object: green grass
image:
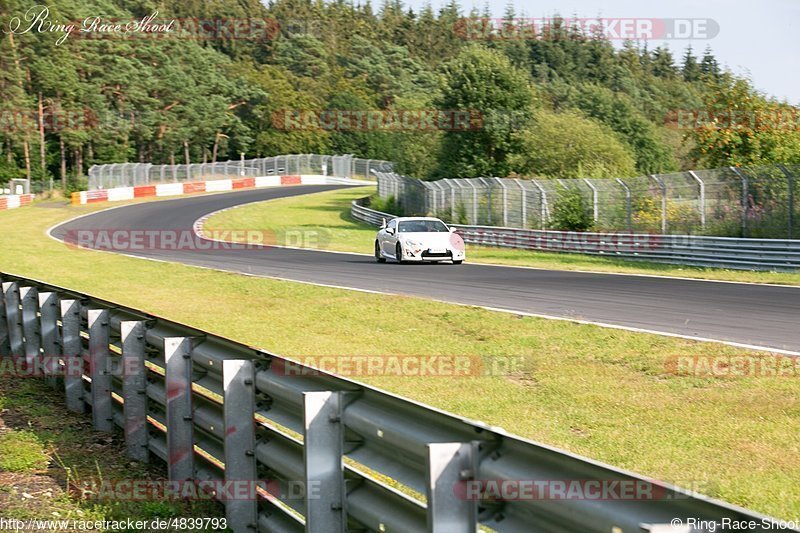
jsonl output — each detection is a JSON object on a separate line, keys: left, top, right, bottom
{"left": 0, "top": 430, "right": 50, "bottom": 472}
{"left": 0, "top": 193, "right": 798, "bottom": 518}
{"left": 205, "top": 186, "right": 800, "bottom": 285}
{"left": 0, "top": 377, "right": 222, "bottom": 524}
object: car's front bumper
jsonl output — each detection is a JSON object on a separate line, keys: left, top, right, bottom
{"left": 402, "top": 247, "right": 465, "bottom": 262}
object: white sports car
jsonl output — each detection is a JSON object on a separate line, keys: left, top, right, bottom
{"left": 375, "top": 217, "right": 465, "bottom": 264}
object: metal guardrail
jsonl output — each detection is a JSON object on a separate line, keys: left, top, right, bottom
{"left": 0, "top": 272, "right": 791, "bottom": 532}
{"left": 353, "top": 198, "right": 800, "bottom": 271}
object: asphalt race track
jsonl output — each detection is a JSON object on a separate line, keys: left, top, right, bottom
{"left": 51, "top": 185, "right": 800, "bottom": 352}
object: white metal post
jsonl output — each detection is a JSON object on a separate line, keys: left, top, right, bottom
{"left": 530, "top": 179, "right": 548, "bottom": 229}
{"left": 468, "top": 180, "right": 478, "bottom": 225}
{"left": 582, "top": 178, "right": 599, "bottom": 222}
{"left": 650, "top": 175, "right": 667, "bottom": 234}
{"left": 687, "top": 171, "right": 706, "bottom": 230}
{"left": 494, "top": 177, "right": 508, "bottom": 226}
{"left": 514, "top": 179, "right": 526, "bottom": 228}
{"left": 616, "top": 178, "right": 632, "bottom": 232}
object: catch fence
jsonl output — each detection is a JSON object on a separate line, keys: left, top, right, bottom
{"left": 376, "top": 164, "right": 799, "bottom": 239}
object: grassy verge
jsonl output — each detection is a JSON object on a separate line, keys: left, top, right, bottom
{"left": 205, "top": 186, "right": 800, "bottom": 285}
{"left": 0, "top": 195, "right": 798, "bottom": 518}
{"left": 0, "top": 375, "right": 221, "bottom": 526}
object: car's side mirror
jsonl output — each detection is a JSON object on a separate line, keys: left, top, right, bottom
{"left": 449, "top": 227, "right": 457, "bottom": 233}
{"left": 387, "top": 228, "right": 395, "bottom": 235}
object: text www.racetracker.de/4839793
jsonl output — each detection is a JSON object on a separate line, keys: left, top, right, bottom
{"left": 0, "top": 517, "right": 228, "bottom": 531}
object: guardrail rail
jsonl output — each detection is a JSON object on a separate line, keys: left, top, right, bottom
{"left": 0, "top": 272, "right": 793, "bottom": 532}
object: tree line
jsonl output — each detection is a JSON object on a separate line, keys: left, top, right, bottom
{"left": 1, "top": 0, "right": 798, "bottom": 191}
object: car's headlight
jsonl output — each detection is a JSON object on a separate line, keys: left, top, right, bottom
{"left": 404, "top": 239, "right": 422, "bottom": 248}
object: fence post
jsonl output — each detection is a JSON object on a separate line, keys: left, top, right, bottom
{"left": 582, "top": 179, "right": 599, "bottom": 223}
{"left": 468, "top": 181, "right": 478, "bottom": 225}
{"left": 514, "top": 179, "right": 526, "bottom": 228}
{"left": 480, "top": 178, "right": 493, "bottom": 225}
{"left": 60, "top": 299, "right": 83, "bottom": 413}
{"left": 223, "top": 359, "right": 258, "bottom": 532}
{"left": 165, "top": 337, "right": 195, "bottom": 481}
{"left": 2, "top": 282, "right": 23, "bottom": 356}
{"left": 449, "top": 181, "right": 456, "bottom": 222}
{"left": 616, "top": 178, "right": 633, "bottom": 232}
{"left": 494, "top": 177, "right": 508, "bottom": 227}
{"left": 778, "top": 164, "right": 794, "bottom": 239}
{"left": 88, "top": 309, "right": 114, "bottom": 432}
{"left": 38, "top": 292, "right": 60, "bottom": 388}
{"left": 426, "top": 442, "right": 478, "bottom": 533}
{"left": 687, "top": 171, "right": 706, "bottom": 230}
{"left": 650, "top": 175, "right": 667, "bottom": 234}
{"left": 20, "top": 287, "right": 40, "bottom": 370}
{"left": 530, "top": 179, "right": 548, "bottom": 229}
{"left": 730, "top": 167, "right": 749, "bottom": 237}
{"left": 303, "top": 391, "right": 345, "bottom": 533}
{"left": 121, "top": 321, "right": 149, "bottom": 463}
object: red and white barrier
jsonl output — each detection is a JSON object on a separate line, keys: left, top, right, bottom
{"left": 70, "top": 175, "right": 355, "bottom": 206}
{"left": 0, "top": 194, "right": 35, "bottom": 211}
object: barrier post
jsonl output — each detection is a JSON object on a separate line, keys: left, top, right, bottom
{"left": 121, "top": 321, "right": 149, "bottom": 462}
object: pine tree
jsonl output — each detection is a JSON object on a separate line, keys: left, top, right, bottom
{"left": 700, "top": 46, "right": 721, "bottom": 80}
{"left": 682, "top": 46, "right": 700, "bottom": 82}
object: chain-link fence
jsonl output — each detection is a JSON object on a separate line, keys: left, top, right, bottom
{"left": 88, "top": 154, "right": 392, "bottom": 190}
{"left": 376, "top": 164, "right": 800, "bottom": 239}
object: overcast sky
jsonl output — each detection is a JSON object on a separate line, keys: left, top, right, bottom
{"left": 403, "top": 0, "right": 799, "bottom": 105}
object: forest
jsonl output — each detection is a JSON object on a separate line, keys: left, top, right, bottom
{"left": 1, "top": 0, "right": 799, "bottom": 191}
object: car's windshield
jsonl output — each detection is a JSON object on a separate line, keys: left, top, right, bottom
{"left": 398, "top": 220, "right": 449, "bottom": 233}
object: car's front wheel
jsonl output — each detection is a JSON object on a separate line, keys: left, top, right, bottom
{"left": 395, "top": 243, "right": 405, "bottom": 264}
{"left": 453, "top": 260, "right": 463, "bottom": 265}
{"left": 375, "top": 241, "right": 386, "bottom": 263}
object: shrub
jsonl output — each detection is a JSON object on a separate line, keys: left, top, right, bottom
{"left": 551, "top": 185, "right": 594, "bottom": 231}
{"left": 368, "top": 195, "right": 404, "bottom": 216}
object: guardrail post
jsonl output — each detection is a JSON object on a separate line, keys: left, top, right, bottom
{"left": 0, "top": 280, "right": 9, "bottom": 357}
{"left": 303, "top": 391, "right": 345, "bottom": 533}
{"left": 426, "top": 442, "right": 477, "bottom": 533}
{"left": 60, "top": 299, "right": 83, "bottom": 413}
{"left": 20, "top": 287, "right": 41, "bottom": 371}
{"left": 38, "top": 292, "right": 60, "bottom": 388}
{"left": 165, "top": 337, "right": 195, "bottom": 481}
{"left": 121, "top": 321, "right": 148, "bottom": 463}
{"left": 223, "top": 359, "right": 258, "bottom": 531}
{"left": 88, "top": 309, "right": 113, "bottom": 432}
{"left": 2, "top": 282, "right": 23, "bottom": 356}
